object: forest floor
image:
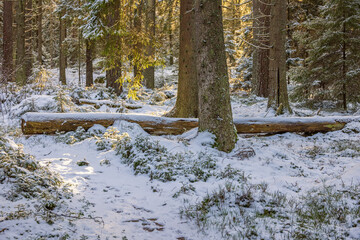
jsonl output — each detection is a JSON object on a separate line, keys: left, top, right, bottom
{"left": 1, "top": 67, "right": 360, "bottom": 239}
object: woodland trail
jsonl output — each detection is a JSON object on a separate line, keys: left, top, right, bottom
{"left": 21, "top": 135, "right": 205, "bottom": 240}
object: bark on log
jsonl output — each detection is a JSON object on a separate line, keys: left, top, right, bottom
{"left": 21, "top": 112, "right": 358, "bottom": 136}
{"left": 22, "top": 113, "right": 198, "bottom": 135}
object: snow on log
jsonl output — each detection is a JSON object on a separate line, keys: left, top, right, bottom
{"left": 78, "top": 99, "right": 142, "bottom": 110}
{"left": 233, "top": 117, "right": 352, "bottom": 134}
{"left": 21, "top": 112, "right": 359, "bottom": 135}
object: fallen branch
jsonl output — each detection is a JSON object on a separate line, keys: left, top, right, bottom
{"left": 21, "top": 112, "right": 358, "bottom": 135}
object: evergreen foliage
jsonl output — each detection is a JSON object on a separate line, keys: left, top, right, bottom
{"left": 291, "top": 0, "right": 360, "bottom": 109}
{"left": 82, "top": 0, "right": 163, "bottom": 98}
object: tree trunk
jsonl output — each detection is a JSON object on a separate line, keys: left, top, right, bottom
{"left": 194, "top": 0, "right": 237, "bottom": 152}
{"left": 85, "top": 39, "right": 94, "bottom": 87}
{"left": 59, "top": 10, "right": 66, "bottom": 85}
{"left": 78, "top": 29, "right": 82, "bottom": 85}
{"left": 15, "top": 0, "right": 26, "bottom": 85}
{"left": 342, "top": 13, "right": 347, "bottom": 111}
{"left": 267, "top": 0, "right": 291, "bottom": 113}
{"left": 252, "top": 0, "right": 271, "bottom": 97}
{"left": 24, "top": 0, "right": 33, "bottom": 79}
{"left": 36, "top": 0, "right": 42, "bottom": 65}
{"left": 105, "top": 0, "right": 122, "bottom": 95}
{"left": 143, "top": 0, "right": 155, "bottom": 89}
{"left": 168, "top": 2, "right": 174, "bottom": 66}
{"left": 133, "top": 1, "right": 143, "bottom": 80}
{"left": 106, "top": 67, "right": 122, "bottom": 95}
{"left": 166, "top": 0, "right": 198, "bottom": 118}
{"left": 2, "top": 0, "right": 14, "bottom": 82}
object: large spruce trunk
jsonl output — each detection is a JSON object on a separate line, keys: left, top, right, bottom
{"left": 166, "top": 0, "right": 198, "bottom": 118}
{"left": 194, "top": 0, "right": 237, "bottom": 152}
{"left": 267, "top": 0, "right": 291, "bottom": 113}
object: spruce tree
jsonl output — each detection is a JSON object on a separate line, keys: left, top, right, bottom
{"left": 194, "top": 0, "right": 237, "bottom": 152}
{"left": 292, "top": 0, "right": 360, "bottom": 109}
{"left": 166, "top": 0, "right": 198, "bottom": 118}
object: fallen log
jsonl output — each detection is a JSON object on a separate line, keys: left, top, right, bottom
{"left": 21, "top": 112, "right": 359, "bottom": 136}
{"left": 22, "top": 113, "right": 198, "bottom": 135}
{"left": 78, "top": 99, "right": 142, "bottom": 110}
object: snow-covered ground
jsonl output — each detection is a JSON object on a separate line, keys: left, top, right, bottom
{"left": 1, "top": 67, "right": 360, "bottom": 239}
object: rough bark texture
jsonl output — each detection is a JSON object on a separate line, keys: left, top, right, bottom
{"left": 3, "top": 0, "right": 14, "bottom": 82}
{"left": 85, "top": 39, "right": 94, "bottom": 87}
{"left": 143, "top": 0, "right": 155, "bottom": 89}
{"left": 15, "top": 0, "right": 26, "bottom": 85}
{"left": 166, "top": 0, "right": 198, "bottom": 118}
{"left": 267, "top": 0, "right": 291, "bottom": 113}
{"left": 22, "top": 113, "right": 353, "bottom": 136}
{"left": 194, "top": 0, "right": 237, "bottom": 152}
{"left": 252, "top": 0, "right": 271, "bottom": 97}
{"left": 59, "top": 10, "right": 66, "bottom": 85}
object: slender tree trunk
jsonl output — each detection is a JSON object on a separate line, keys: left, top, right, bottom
{"left": 168, "top": 2, "right": 174, "bottom": 66}
{"left": 252, "top": 0, "right": 271, "bottom": 97}
{"left": 166, "top": 0, "right": 198, "bottom": 118}
{"left": 133, "top": 1, "right": 143, "bottom": 80}
{"left": 78, "top": 28, "right": 82, "bottom": 85}
{"left": 143, "top": 0, "right": 155, "bottom": 89}
{"left": 231, "top": 0, "right": 236, "bottom": 36}
{"left": 267, "top": 0, "right": 291, "bottom": 113}
{"left": 226, "top": 0, "right": 237, "bottom": 65}
{"left": 24, "top": 0, "right": 33, "bottom": 78}
{"left": 194, "top": 0, "right": 237, "bottom": 152}
{"left": 59, "top": 10, "right": 66, "bottom": 85}
{"left": 3, "top": 0, "right": 14, "bottom": 82}
{"left": 49, "top": 20, "right": 56, "bottom": 68}
{"left": 85, "top": 39, "right": 94, "bottom": 87}
{"left": 15, "top": 0, "right": 26, "bottom": 85}
{"left": 342, "top": 40, "right": 347, "bottom": 111}
{"left": 36, "top": 0, "right": 42, "bottom": 64}
{"left": 105, "top": 0, "right": 122, "bottom": 95}
{"left": 342, "top": 16, "right": 347, "bottom": 111}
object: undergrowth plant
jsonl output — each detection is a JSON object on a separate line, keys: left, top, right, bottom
{"left": 181, "top": 180, "right": 360, "bottom": 239}
{"left": 0, "top": 136, "right": 73, "bottom": 225}
{"left": 115, "top": 136, "right": 217, "bottom": 182}
{"left": 56, "top": 126, "right": 92, "bottom": 145}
